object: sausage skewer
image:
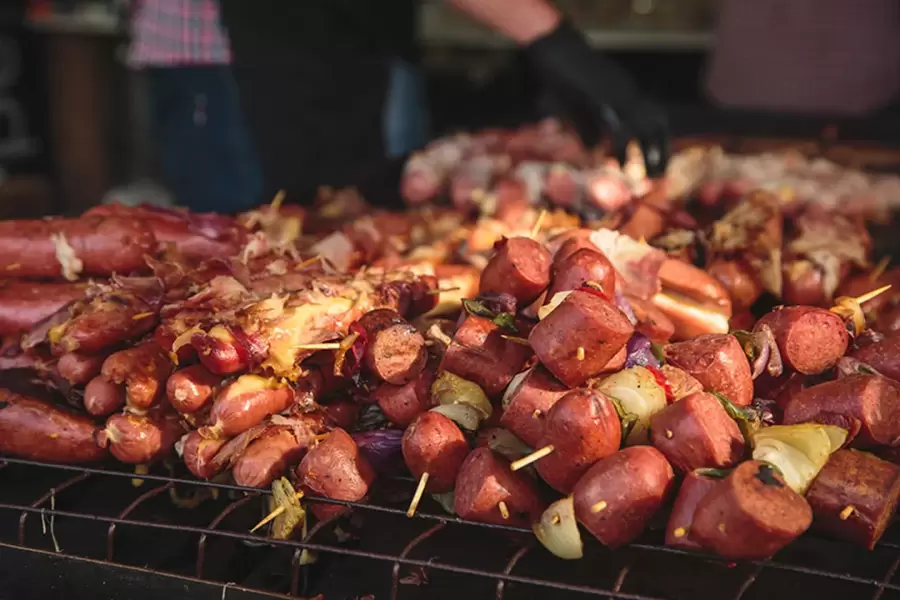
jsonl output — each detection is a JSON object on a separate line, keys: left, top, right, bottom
{"left": 403, "top": 411, "right": 470, "bottom": 517}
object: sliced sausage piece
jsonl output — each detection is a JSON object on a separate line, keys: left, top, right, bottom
{"left": 665, "top": 334, "right": 753, "bottom": 407}
{"left": 454, "top": 447, "right": 545, "bottom": 527}
{"left": 479, "top": 237, "right": 552, "bottom": 306}
{"left": 572, "top": 446, "right": 675, "bottom": 549}
{"left": 355, "top": 309, "right": 428, "bottom": 385}
{"left": 691, "top": 460, "right": 813, "bottom": 560}
{"left": 546, "top": 248, "right": 616, "bottom": 300}
{"left": 439, "top": 315, "right": 532, "bottom": 398}
{"left": 849, "top": 330, "right": 900, "bottom": 383}
{"left": 659, "top": 365, "right": 703, "bottom": 402}
{"left": 233, "top": 427, "right": 311, "bottom": 488}
{"left": 97, "top": 410, "right": 183, "bottom": 464}
{"left": 707, "top": 258, "right": 763, "bottom": 312}
{"left": 500, "top": 365, "right": 568, "bottom": 447}
{"left": 754, "top": 306, "right": 849, "bottom": 375}
{"left": 665, "top": 470, "right": 722, "bottom": 550}
{"left": 203, "top": 375, "right": 297, "bottom": 438}
{"left": 83, "top": 375, "right": 126, "bottom": 417}
{"left": 530, "top": 290, "right": 634, "bottom": 388}
{"left": 806, "top": 449, "right": 900, "bottom": 550}
{"left": 166, "top": 364, "right": 223, "bottom": 414}
{"left": 402, "top": 411, "right": 470, "bottom": 493}
{"left": 535, "top": 388, "right": 622, "bottom": 494}
{"left": 650, "top": 392, "right": 745, "bottom": 472}
{"left": 373, "top": 365, "right": 436, "bottom": 426}
{"left": 57, "top": 352, "right": 106, "bottom": 386}
{"left": 0, "top": 390, "right": 107, "bottom": 463}
{"left": 101, "top": 341, "right": 174, "bottom": 410}
{"left": 296, "top": 428, "right": 376, "bottom": 521}
{"left": 782, "top": 374, "right": 900, "bottom": 448}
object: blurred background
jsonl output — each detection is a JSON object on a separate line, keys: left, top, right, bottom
{"left": 5, "top": 0, "right": 898, "bottom": 218}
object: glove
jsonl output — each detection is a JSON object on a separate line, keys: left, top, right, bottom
{"left": 525, "top": 20, "right": 670, "bottom": 178}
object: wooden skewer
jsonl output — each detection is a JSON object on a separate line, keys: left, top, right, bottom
{"left": 576, "top": 347, "right": 585, "bottom": 361}
{"left": 250, "top": 491, "right": 305, "bottom": 533}
{"left": 407, "top": 472, "right": 429, "bottom": 518}
{"left": 295, "top": 343, "right": 342, "bottom": 351}
{"left": 294, "top": 255, "right": 322, "bottom": 270}
{"left": 501, "top": 335, "right": 531, "bottom": 347}
{"left": 425, "top": 286, "right": 461, "bottom": 296}
{"left": 870, "top": 256, "right": 891, "bottom": 282}
{"left": 510, "top": 444, "right": 555, "bottom": 471}
{"left": 271, "top": 189, "right": 286, "bottom": 211}
{"left": 854, "top": 285, "right": 892, "bottom": 306}
{"left": 498, "top": 501, "right": 510, "bottom": 520}
{"left": 530, "top": 210, "right": 547, "bottom": 239}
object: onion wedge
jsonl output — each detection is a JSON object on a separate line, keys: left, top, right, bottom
{"left": 533, "top": 496, "right": 583, "bottom": 560}
{"left": 752, "top": 424, "right": 847, "bottom": 494}
{"left": 594, "top": 366, "right": 667, "bottom": 445}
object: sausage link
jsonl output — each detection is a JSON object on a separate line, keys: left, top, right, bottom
{"left": 665, "top": 470, "right": 720, "bottom": 550}
{"left": 0, "top": 281, "right": 87, "bottom": 335}
{"left": 233, "top": 427, "right": 310, "bottom": 488}
{"left": 191, "top": 325, "right": 249, "bottom": 375}
{"left": 166, "top": 364, "right": 223, "bottom": 414}
{"left": 545, "top": 248, "right": 616, "bottom": 300}
{"left": 202, "top": 375, "right": 296, "bottom": 438}
{"left": 97, "top": 410, "right": 183, "bottom": 464}
{"left": 57, "top": 351, "right": 106, "bottom": 386}
{"left": 499, "top": 365, "right": 567, "bottom": 448}
{"left": 83, "top": 375, "right": 126, "bottom": 417}
{"left": 355, "top": 309, "right": 428, "bottom": 385}
{"left": 297, "top": 428, "right": 376, "bottom": 521}
{"left": 665, "top": 334, "right": 754, "bottom": 407}
{"left": 0, "top": 390, "right": 107, "bottom": 463}
{"left": 101, "top": 341, "right": 174, "bottom": 410}
{"left": 402, "top": 411, "right": 469, "bottom": 493}
{"left": 479, "top": 237, "right": 552, "bottom": 306}
{"left": 181, "top": 430, "right": 228, "bottom": 479}
{"left": 454, "top": 447, "right": 545, "bottom": 527}
{"left": 754, "top": 306, "right": 849, "bottom": 375}
{"left": 53, "top": 292, "right": 158, "bottom": 355}
{"left": 373, "top": 365, "right": 436, "bottom": 427}
{"left": 707, "top": 258, "right": 763, "bottom": 312}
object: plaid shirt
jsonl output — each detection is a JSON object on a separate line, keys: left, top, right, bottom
{"left": 129, "top": 0, "right": 231, "bottom": 67}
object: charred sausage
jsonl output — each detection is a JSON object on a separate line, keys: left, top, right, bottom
{"left": 665, "top": 470, "right": 722, "bottom": 550}
{"left": 101, "top": 341, "right": 173, "bottom": 410}
{"left": 806, "top": 449, "right": 900, "bottom": 549}
{"left": 479, "top": 237, "right": 552, "bottom": 306}
{"left": 454, "top": 447, "right": 545, "bottom": 527}
{"left": 181, "top": 430, "right": 228, "bottom": 479}
{"left": 203, "top": 375, "right": 297, "bottom": 438}
{"left": 499, "top": 365, "right": 568, "bottom": 448}
{"left": 572, "top": 446, "right": 675, "bottom": 549}
{"left": 0, "top": 390, "right": 107, "bottom": 463}
{"left": 535, "top": 389, "right": 622, "bottom": 494}
{"left": 355, "top": 309, "right": 428, "bottom": 385}
{"left": 439, "top": 315, "right": 532, "bottom": 398}
{"left": 754, "top": 306, "right": 849, "bottom": 375}
{"left": 96, "top": 409, "right": 183, "bottom": 464}
{"left": 650, "top": 392, "right": 745, "bottom": 472}
{"left": 530, "top": 289, "right": 634, "bottom": 388}
{"left": 233, "top": 427, "right": 312, "bottom": 488}
{"left": 402, "top": 411, "right": 470, "bottom": 493}
{"left": 665, "top": 334, "right": 753, "bottom": 407}
{"left": 782, "top": 374, "right": 900, "bottom": 448}
{"left": 296, "top": 428, "right": 376, "bottom": 521}
{"left": 53, "top": 291, "right": 159, "bottom": 355}
{"left": 166, "top": 364, "right": 223, "bottom": 414}
{"left": 691, "top": 460, "right": 812, "bottom": 560}
{"left": 0, "top": 216, "right": 156, "bottom": 279}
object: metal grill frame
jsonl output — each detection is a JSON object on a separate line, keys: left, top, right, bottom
{"left": 3, "top": 457, "right": 900, "bottom": 600}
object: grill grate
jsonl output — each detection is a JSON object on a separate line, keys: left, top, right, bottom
{"left": 3, "top": 457, "right": 900, "bottom": 600}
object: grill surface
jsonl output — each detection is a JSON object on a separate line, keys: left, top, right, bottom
{"left": 3, "top": 457, "right": 900, "bottom": 600}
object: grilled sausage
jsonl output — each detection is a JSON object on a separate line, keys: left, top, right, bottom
{"left": 439, "top": 315, "right": 532, "bottom": 398}
{"left": 659, "top": 365, "right": 703, "bottom": 402}
{"left": 849, "top": 330, "right": 900, "bottom": 383}
{"left": 650, "top": 392, "right": 745, "bottom": 472}
{"left": 53, "top": 291, "right": 158, "bottom": 355}
{"left": 754, "top": 306, "right": 849, "bottom": 375}
{"left": 402, "top": 411, "right": 470, "bottom": 493}
{"left": 782, "top": 374, "right": 900, "bottom": 448}
{"left": 665, "top": 470, "right": 722, "bottom": 550}
{"left": 297, "top": 428, "right": 376, "bottom": 521}
{"left": 551, "top": 231, "right": 596, "bottom": 262}
{"left": 535, "top": 388, "right": 622, "bottom": 493}
{"left": 83, "top": 375, "right": 126, "bottom": 417}
{"left": 191, "top": 325, "right": 249, "bottom": 375}
{"left": 373, "top": 365, "right": 436, "bottom": 427}
{"left": 546, "top": 248, "right": 616, "bottom": 300}
{"left": 454, "top": 447, "right": 545, "bottom": 527}
{"left": 707, "top": 258, "right": 763, "bottom": 312}
{"left": 530, "top": 289, "right": 634, "bottom": 388}
{"left": 355, "top": 309, "right": 428, "bottom": 385}
{"left": 572, "top": 446, "right": 675, "bottom": 549}
{"left": 691, "top": 460, "right": 812, "bottom": 560}
{"left": 0, "top": 390, "right": 107, "bottom": 463}
{"left": 233, "top": 427, "right": 311, "bottom": 488}
{"left": 57, "top": 351, "right": 106, "bottom": 386}
{"left": 665, "top": 334, "right": 753, "bottom": 407}
{"left": 0, "top": 216, "right": 156, "bottom": 279}
{"left": 202, "top": 375, "right": 296, "bottom": 438}
{"left": 0, "top": 281, "right": 87, "bottom": 335}
{"left": 479, "top": 237, "right": 552, "bottom": 306}
{"left": 782, "top": 260, "right": 828, "bottom": 307}
{"left": 181, "top": 430, "right": 228, "bottom": 479}
{"left": 627, "top": 295, "right": 675, "bottom": 344}
{"left": 101, "top": 341, "right": 173, "bottom": 410}
{"left": 166, "top": 364, "right": 223, "bottom": 414}
{"left": 806, "top": 449, "right": 900, "bottom": 550}
{"left": 97, "top": 409, "right": 183, "bottom": 464}
{"left": 499, "top": 365, "right": 568, "bottom": 447}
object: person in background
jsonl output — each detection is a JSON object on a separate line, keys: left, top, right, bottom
{"left": 128, "top": 0, "right": 262, "bottom": 212}
{"left": 707, "top": 0, "right": 900, "bottom": 116}
{"left": 219, "top": 0, "right": 669, "bottom": 205}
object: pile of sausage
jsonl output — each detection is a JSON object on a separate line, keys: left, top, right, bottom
{"left": 3, "top": 137, "right": 900, "bottom": 565}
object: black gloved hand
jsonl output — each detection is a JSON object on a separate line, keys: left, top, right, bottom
{"left": 526, "top": 20, "right": 670, "bottom": 177}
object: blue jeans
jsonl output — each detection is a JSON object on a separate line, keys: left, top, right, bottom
{"left": 383, "top": 59, "right": 430, "bottom": 158}
{"left": 145, "top": 66, "right": 262, "bottom": 213}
